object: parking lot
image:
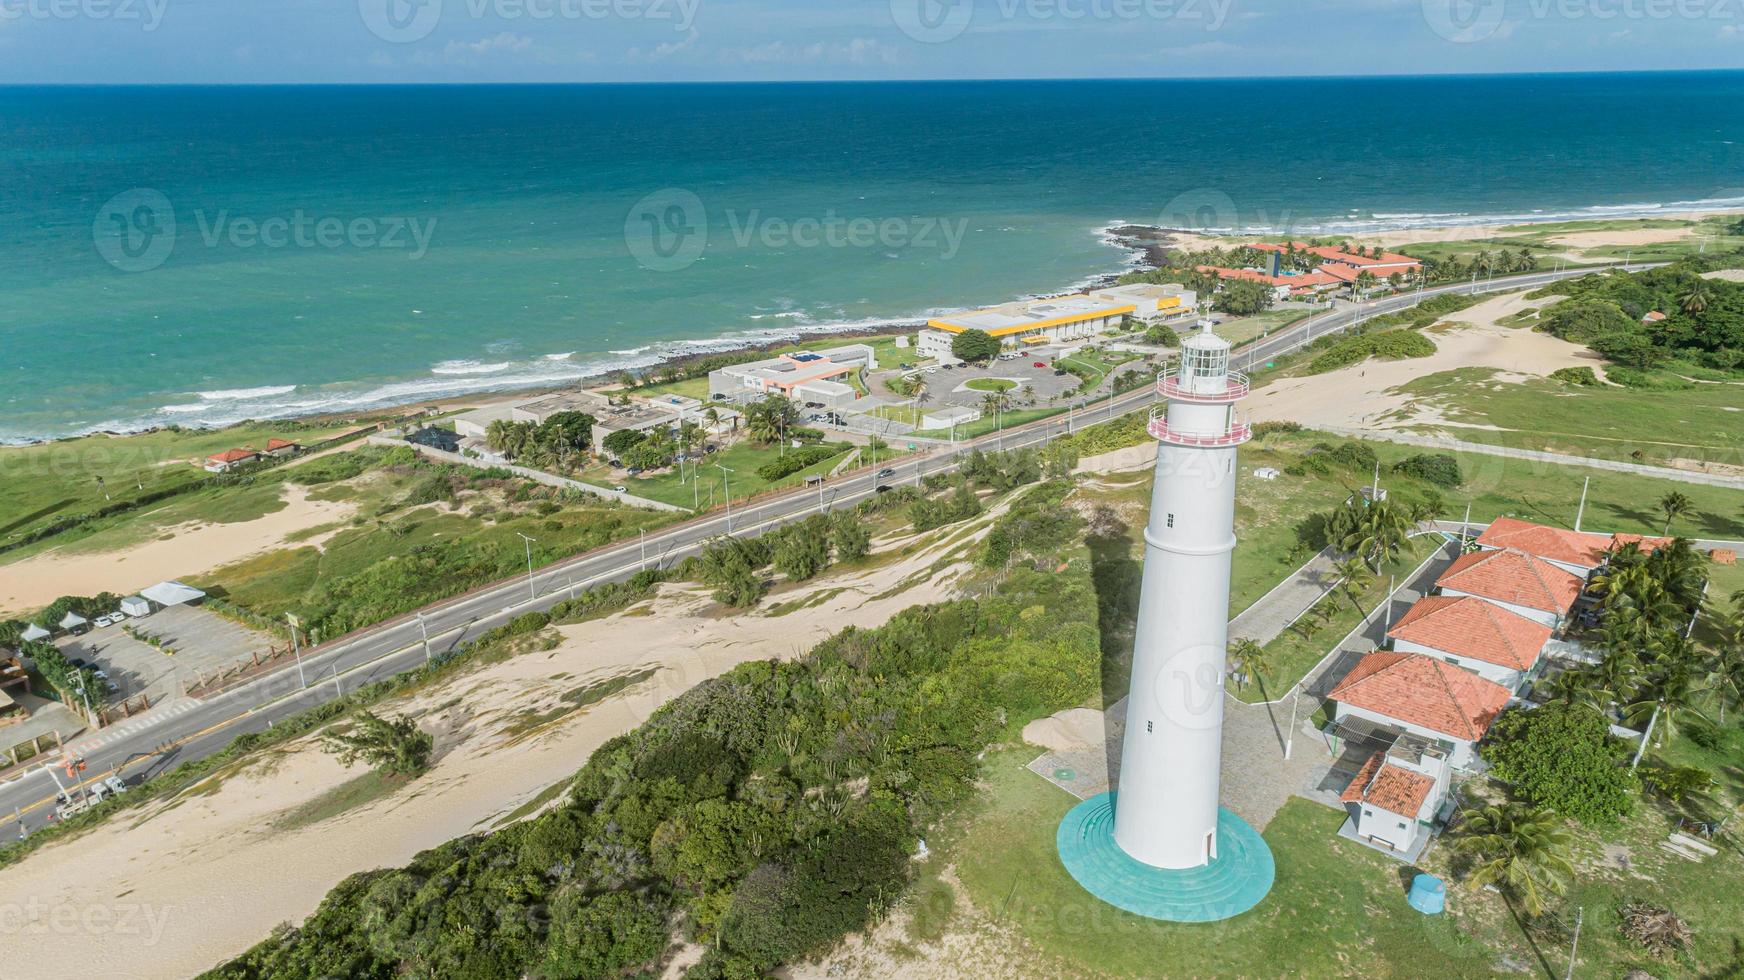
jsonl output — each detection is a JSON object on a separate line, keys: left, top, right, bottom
{"left": 56, "top": 604, "right": 275, "bottom": 707}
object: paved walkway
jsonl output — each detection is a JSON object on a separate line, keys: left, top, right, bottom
{"left": 366, "top": 435, "right": 687, "bottom": 512}
{"left": 1317, "top": 426, "right": 1744, "bottom": 491}
{"left": 1228, "top": 547, "right": 1341, "bottom": 648}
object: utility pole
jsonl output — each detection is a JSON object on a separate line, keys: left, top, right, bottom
{"left": 416, "top": 611, "right": 431, "bottom": 665}
{"left": 1284, "top": 690, "right": 1300, "bottom": 761}
{"left": 515, "top": 532, "right": 537, "bottom": 603}
{"left": 639, "top": 528, "right": 647, "bottom": 571}
{"left": 715, "top": 463, "right": 734, "bottom": 533}
{"left": 1632, "top": 705, "right": 1659, "bottom": 770}
{"left": 286, "top": 612, "right": 308, "bottom": 689}
{"left": 1565, "top": 906, "right": 1584, "bottom": 980}
{"left": 1573, "top": 477, "right": 1590, "bottom": 533}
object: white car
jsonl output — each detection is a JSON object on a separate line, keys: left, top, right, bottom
{"left": 104, "top": 776, "right": 128, "bottom": 795}
{"left": 94, "top": 615, "right": 115, "bottom": 628}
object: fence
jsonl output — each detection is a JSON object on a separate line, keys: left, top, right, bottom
{"left": 185, "top": 644, "right": 298, "bottom": 699}
{"left": 96, "top": 692, "right": 152, "bottom": 727}
{"left": 1, "top": 730, "right": 61, "bottom": 769}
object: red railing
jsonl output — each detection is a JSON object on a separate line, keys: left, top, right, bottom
{"left": 1156, "top": 369, "right": 1249, "bottom": 403}
{"left": 1147, "top": 414, "right": 1252, "bottom": 447}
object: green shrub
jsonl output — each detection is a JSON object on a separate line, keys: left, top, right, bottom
{"left": 1548, "top": 366, "right": 1599, "bottom": 386}
{"left": 1307, "top": 329, "right": 1436, "bottom": 373}
{"left": 754, "top": 443, "right": 850, "bottom": 482}
{"left": 1390, "top": 453, "right": 1462, "bottom": 488}
{"left": 1481, "top": 703, "right": 1637, "bottom": 825}
{"left": 1603, "top": 367, "right": 1696, "bottom": 391}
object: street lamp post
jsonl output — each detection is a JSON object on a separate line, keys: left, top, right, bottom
{"left": 286, "top": 612, "right": 308, "bottom": 689}
{"left": 416, "top": 611, "right": 432, "bottom": 666}
{"left": 715, "top": 464, "right": 734, "bottom": 533}
{"left": 515, "top": 532, "right": 537, "bottom": 603}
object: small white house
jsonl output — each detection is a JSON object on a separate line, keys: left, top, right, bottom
{"left": 119, "top": 596, "right": 153, "bottom": 619}
{"left": 1327, "top": 651, "right": 1514, "bottom": 769}
{"left": 922, "top": 406, "right": 982, "bottom": 430}
{"left": 1434, "top": 548, "right": 1583, "bottom": 631}
{"left": 1340, "top": 738, "right": 1450, "bottom": 856}
{"left": 1386, "top": 595, "right": 1551, "bottom": 692}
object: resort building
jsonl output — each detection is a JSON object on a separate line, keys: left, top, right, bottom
{"left": 1326, "top": 650, "right": 1513, "bottom": 768}
{"left": 1086, "top": 283, "right": 1198, "bottom": 325}
{"left": 1434, "top": 547, "right": 1585, "bottom": 629}
{"left": 1386, "top": 594, "right": 1551, "bottom": 691}
{"left": 510, "top": 389, "right": 614, "bottom": 426}
{"left": 921, "top": 295, "right": 1133, "bottom": 355}
{"left": 707, "top": 344, "right": 874, "bottom": 406}
{"left": 204, "top": 448, "right": 261, "bottom": 473}
{"left": 1194, "top": 265, "right": 1342, "bottom": 300}
{"left": 1249, "top": 242, "right": 1424, "bottom": 279}
{"left": 1338, "top": 735, "right": 1452, "bottom": 858}
{"left": 592, "top": 403, "right": 681, "bottom": 455}
{"left": 1474, "top": 516, "right": 1670, "bottom": 581}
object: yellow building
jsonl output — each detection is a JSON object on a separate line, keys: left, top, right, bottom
{"left": 920, "top": 295, "right": 1133, "bottom": 360}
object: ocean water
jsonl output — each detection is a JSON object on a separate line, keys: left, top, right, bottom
{"left": 2, "top": 73, "right": 1743, "bottom": 442}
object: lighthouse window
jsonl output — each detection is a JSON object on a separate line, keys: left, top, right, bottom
{"left": 1166, "top": 513, "right": 1175, "bottom": 528}
{"left": 1146, "top": 721, "right": 1153, "bottom": 733}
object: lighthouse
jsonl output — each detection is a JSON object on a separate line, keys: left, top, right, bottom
{"left": 1112, "top": 323, "right": 1250, "bottom": 869}
{"left": 1054, "top": 322, "right": 1274, "bottom": 922}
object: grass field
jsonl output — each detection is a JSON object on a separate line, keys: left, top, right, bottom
{"left": 578, "top": 439, "right": 859, "bottom": 511}
{"left": 0, "top": 420, "right": 364, "bottom": 550}
{"left": 1218, "top": 306, "right": 1316, "bottom": 347}
{"left": 946, "top": 752, "right": 1498, "bottom": 978}
{"left": 1392, "top": 367, "right": 1744, "bottom": 469}
{"left": 965, "top": 378, "right": 1017, "bottom": 393}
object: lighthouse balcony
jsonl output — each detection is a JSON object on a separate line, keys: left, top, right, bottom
{"left": 1156, "top": 369, "right": 1249, "bottom": 403}
{"left": 1147, "top": 407, "right": 1252, "bottom": 447}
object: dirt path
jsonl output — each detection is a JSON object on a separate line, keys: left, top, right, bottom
{"left": 0, "top": 502, "right": 1011, "bottom": 979}
{"left": 0, "top": 484, "right": 357, "bottom": 615}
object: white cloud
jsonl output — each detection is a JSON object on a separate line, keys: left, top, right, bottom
{"left": 624, "top": 29, "right": 699, "bottom": 63}
{"left": 443, "top": 32, "right": 535, "bottom": 61}
{"left": 717, "top": 37, "right": 901, "bottom": 66}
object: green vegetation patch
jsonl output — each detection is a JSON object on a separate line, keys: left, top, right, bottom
{"left": 1307, "top": 329, "right": 1437, "bottom": 374}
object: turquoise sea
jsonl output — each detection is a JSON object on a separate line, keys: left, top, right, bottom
{"left": 3, "top": 73, "right": 1743, "bottom": 442}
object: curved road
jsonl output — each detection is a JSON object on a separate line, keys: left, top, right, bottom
{"left": 0, "top": 263, "right": 1641, "bottom": 835}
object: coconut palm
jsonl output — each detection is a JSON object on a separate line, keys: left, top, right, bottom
{"left": 1624, "top": 648, "right": 1713, "bottom": 748}
{"left": 1343, "top": 498, "right": 1412, "bottom": 571}
{"left": 1658, "top": 491, "right": 1694, "bottom": 534}
{"left": 1226, "top": 637, "right": 1270, "bottom": 692}
{"left": 1454, "top": 803, "right": 1576, "bottom": 918}
{"left": 1332, "top": 556, "right": 1370, "bottom": 612}
{"left": 1540, "top": 667, "right": 1604, "bottom": 711}
{"left": 1679, "top": 282, "right": 1713, "bottom": 315}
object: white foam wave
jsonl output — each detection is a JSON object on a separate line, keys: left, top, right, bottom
{"left": 430, "top": 360, "right": 512, "bottom": 375}
{"left": 195, "top": 385, "right": 298, "bottom": 401}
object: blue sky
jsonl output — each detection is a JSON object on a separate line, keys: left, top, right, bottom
{"left": 2, "top": 0, "right": 1741, "bottom": 83}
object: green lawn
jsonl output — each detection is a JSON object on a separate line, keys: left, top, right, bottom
{"left": 965, "top": 378, "right": 1018, "bottom": 393}
{"left": 1392, "top": 367, "right": 1744, "bottom": 469}
{"left": 0, "top": 419, "right": 362, "bottom": 550}
{"left": 1219, "top": 307, "right": 1315, "bottom": 347}
{"left": 579, "top": 439, "right": 860, "bottom": 511}
{"left": 947, "top": 753, "right": 1498, "bottom": 978}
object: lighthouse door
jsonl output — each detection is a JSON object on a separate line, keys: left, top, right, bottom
{"left": 1205, "top": 831, "right": 1216, "bottom": 864}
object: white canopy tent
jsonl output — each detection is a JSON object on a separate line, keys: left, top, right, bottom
{"left": 140, "top": 581, "right": 207, "bottom": 608}
{"left": 58, "top": 611, "right": 89, "bottom": 632}
{"left": 20, "top": 625, "right": 51, "bottom": 644}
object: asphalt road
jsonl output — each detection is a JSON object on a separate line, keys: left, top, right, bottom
{"left": 0, "top": 263, "right": 1635, "bottom": 836}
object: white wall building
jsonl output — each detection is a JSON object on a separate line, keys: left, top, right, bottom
{"left": 1434, "top": 548, "right": 1583, "bottom": 631}
{"left": 1339, "top": 737, "right": 1450, "bottom": 855}
{"left": 1088, "top": 283, "right": 1197, "bottom": 325}
{"left": 1386, "top": 594, "right": 1551, "bottom": 692}
{"left": 1327, "top": 651, "right": 1514, "bottom": 769}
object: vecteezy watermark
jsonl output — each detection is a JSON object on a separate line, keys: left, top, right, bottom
{"left": 93, "top": 190, "right": 438, "bottom": 273}
{"left": 623, "top": 188, "right": 969, "bottom": 272}
{"left": 1424, "top": 0, "right": 1742, "bottom": 42}
{"left": 0, "top": 0, "right": 168, "bottom": 30}
{"left": 93, "top": 189, "right": 177, "bottom": 274}
{"left": 891, "top": 0, "right": 1232, "bottom": 43}
{"left": 192, "top": 210, "right": 438, "bottom": 259}
{"left": 0, "top": 899, "right": 174, "bottom": 944}
{"left": 358, "top": 0, "right": 699, "bottom": 43}
{"left": 1151, "top": 187, "right": 1295, "bottom": 239}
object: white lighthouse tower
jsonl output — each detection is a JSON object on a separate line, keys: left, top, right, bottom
{"left": 1112, "top": 323, "right": 1251, "bottom": 870}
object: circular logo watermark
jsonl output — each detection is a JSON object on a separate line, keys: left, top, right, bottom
{"left": 625, "top": 188, "right": 707, "bottom": 272}
{"left": 359, "top": 0, "right": 442, "bottom": 43}
{"left": 1422, "top": 0, "right": 1506, "bottom": 42}
{"left": 1147, "top": 643, "right": 1227, "bottom": 732}
{"left": 93, "top": 189, "right": 176, "bottom": 273}
{"left": 1154, "top": 188, "right": 1239, "bottom": 235}
{"left": 890, "top": 0, "right": 974, "bottom": 43}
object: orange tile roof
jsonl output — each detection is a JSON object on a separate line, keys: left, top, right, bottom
{"left": 207, "top": 448, "right": 259, "bottom": 464}
{"left": 1329, "top": 651, "right": 1514, "bottom": 742}
{"left": 1247, "top": 242, "right": 1421, "bottom": 268}
{"left": 1196, "top": 266, "right": 1341, "bottom": 290}
{"left": 1388, "top": 595, "right": 1551, "bottom": 671}
{"left": 1475, "top": 517, "right": 1610, "bottom": 568}
{"left": 1436, "top": 548, "right": 1583, "bottom": 616}
{"left": 1339, "top": 751, "right": 1436, "bottom": 816}
{"left": 264, "top": 438, "right": 299, "bottom": 451}
{"left": 1610, "top": 532, "right": 1672, "bottom": 554}
{"left": 1643, "top": 310, "right": 1667, "bottom": 322}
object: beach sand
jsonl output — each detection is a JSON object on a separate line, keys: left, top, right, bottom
{"left": 1246, "top": 290, "right": 1598, "bottom": 433}
{"left": 0, "top": 496, "right": 1015, "bottom": 979}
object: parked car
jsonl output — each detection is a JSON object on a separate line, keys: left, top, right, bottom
{"left": 613, "top": 485, "right": 628, "bottom": 493}
{"left": 1033, "top": 361, "right": 1046, "bottom": 368}
{"left": 104, "top": 776, "right": 128, "bottom": 795}
{"left": 923, "top": 366, "right": 938, "bottom": 374}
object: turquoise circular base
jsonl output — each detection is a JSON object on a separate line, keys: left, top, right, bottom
{"left": 1056, "top": 792, "right": 1275, "bottom": 923}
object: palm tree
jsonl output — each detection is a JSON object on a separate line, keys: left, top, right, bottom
{"left": 1227, "top": 638, "right": 1270, "bottom": 692}
{"left": 1624, "top": 648, "right": 1713, "bottom": 749}
{"left": 1540, "top": 668, "right": 1604, "bottom": 710}
{"left": 1679, "top": 282, "right": 1713, "bottom": 315}
{"left": 1454, "top": 804, "right": 1576, "bottom": 918}
{"left": 1332, "top": 556, "right": 1370, "bottom": 612}
{"left": 1343, "top": 498, "right": 1412, "bottom": 571}
{"left": 1658, "top": 491, "right": 1694, "bottom": 534}
{"left": 1591, "top": 649, "right": 1642, "bottom": 707}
